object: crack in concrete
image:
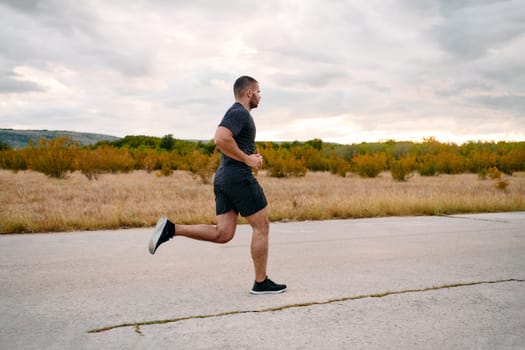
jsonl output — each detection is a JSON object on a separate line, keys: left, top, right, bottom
{"left": 87, "top": 278, "right": 524, "bottom": 334}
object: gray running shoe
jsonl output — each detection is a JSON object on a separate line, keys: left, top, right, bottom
{"left": 148, "top": 216, "right": 175, "bottom": 254}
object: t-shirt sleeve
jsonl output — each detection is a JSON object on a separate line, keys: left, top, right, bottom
{"left": 219, "top": 110, "right": 246, "bottom": 137}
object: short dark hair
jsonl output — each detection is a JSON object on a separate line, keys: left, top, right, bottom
{"left": 233, "top": 75, "right": 258, "bottom": 98}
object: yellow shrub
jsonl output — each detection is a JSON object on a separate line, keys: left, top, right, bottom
{"left": 352, "top": 152, "right": 386, "bottom": 178}
{"left": 487, "top": 166, "right": 502, "bottom": 180}
{"left": 390, "top": 155, "right": 416, "bottom": 181}
{"left": 28, "top": 137, "right": 78, "bottom": 178}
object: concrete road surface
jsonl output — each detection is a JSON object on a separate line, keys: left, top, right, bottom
{"left": 1, "top": 212, "right": 524, "bottom": 349}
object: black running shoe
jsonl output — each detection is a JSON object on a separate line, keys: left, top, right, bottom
{"left": 250, "top": 277, "right": 287, "bottom": 295}
{"left": 148, "top": 216, "right": 175, "bottom": 254}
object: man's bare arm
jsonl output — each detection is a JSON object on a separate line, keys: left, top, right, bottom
{"left": 214, "top": 126, "right": 262, "bottom": 169}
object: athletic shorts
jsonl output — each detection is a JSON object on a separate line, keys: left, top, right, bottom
{"left": 214, "top": 178, "right": 268, "bottom": 217}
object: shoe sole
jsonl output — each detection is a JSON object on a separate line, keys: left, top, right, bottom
{"left": 250, "top": 287, "right": 287, "bottom": 295}
{"left": 148, "top": 216, "right": 168, "bottom": 255}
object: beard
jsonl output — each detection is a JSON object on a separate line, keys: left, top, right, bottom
{"left": 249, "top": 96, "right": 259, "bottom": 109}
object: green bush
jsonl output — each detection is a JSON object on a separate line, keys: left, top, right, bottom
{"left": 0, "top": 141, "right": 11, "bottom": 151}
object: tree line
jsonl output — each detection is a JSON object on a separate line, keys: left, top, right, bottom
{"left": 0, "top": 135, "right": 523, "bottom": 181}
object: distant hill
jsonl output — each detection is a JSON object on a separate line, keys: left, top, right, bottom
{"left": 0, "top": 129, "right": 120, "bottom": 149}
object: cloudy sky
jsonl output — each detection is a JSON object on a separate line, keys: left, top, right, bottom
{"left": 1, "top": 0, "right": 524, "bottom": 144}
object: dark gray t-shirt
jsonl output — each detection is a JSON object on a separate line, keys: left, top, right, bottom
{"left": 214, "top": 102, "right": 256, "bottom": 184}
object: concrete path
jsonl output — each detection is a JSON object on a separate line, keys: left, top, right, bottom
{"left": 1, "top": 213, "right": 524, "bottom": 349}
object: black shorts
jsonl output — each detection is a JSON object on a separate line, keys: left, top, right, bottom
{"left": 214, "top": 178, "right": 268, "bottom": 217}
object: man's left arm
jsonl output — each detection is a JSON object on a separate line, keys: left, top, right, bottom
{"left": 214, "top": 126, "right": 262, "bottom": 169}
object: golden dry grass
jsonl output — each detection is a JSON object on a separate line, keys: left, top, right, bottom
{"left": 1, "top": 169, "right": 524, "bottom": 234}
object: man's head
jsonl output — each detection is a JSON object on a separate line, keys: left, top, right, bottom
{"left": 234, "top": 75, "right": 260, "bottom": 110}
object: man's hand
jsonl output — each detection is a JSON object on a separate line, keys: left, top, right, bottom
{"left": 214, "top": 126, "right": 263, "bottom": 169}
{"left": 245, "top": 152, "right": 263, "bottom": 170}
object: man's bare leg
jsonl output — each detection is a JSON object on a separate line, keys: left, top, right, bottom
{"left": 245, "top": 208, "right": 270, "bottom": 282}
{"left": 175, "top": 210, "right": 238, "bottom": 244}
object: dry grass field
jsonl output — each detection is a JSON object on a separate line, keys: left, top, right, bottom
{"left": 1, "top": 169, "right": 524, "bottom": 234}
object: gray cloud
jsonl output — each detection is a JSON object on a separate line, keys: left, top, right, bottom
{"left": 470, "top": 95, "right": 525, "bottom": 113}
{"left": 482, "top": 60, "right": 525, "bottom": 91}
{"left": 0, "top": 0, "right": 41, "bottom": 12}
{"left": 0, "top": 69, "right": 45, "bottom": 93}
{"left": 0, "top": 1, "right": 154, "bottom": 76}
{"left": 269, "top": 69, "right": 349, "bottom": 89}
{"left": 430, "top": 1, "right": 525, "bottom": 59}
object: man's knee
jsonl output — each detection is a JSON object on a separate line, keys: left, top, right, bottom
{"left": 216, "top": 227, "right": 235, "bottom": 244}
{"left": 215, "top": 210, "right": 238, "bottom": 243}
{"left": 257, "top": 217, "right": 269, "bottom": 234}
{"left": 247, "top": 210, "right": 269, "bottom": 235}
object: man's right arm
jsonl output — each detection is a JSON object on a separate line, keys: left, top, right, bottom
{"left": 214, "top": 126, "right": 262, "bottom": 169}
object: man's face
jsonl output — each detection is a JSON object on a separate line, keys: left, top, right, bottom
{"left": 248, "top": 83, "right": 261, "bottom": 109}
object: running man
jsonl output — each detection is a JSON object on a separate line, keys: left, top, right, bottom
{"left": 148, "top": 75, "right": 287, "bottom": 295}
